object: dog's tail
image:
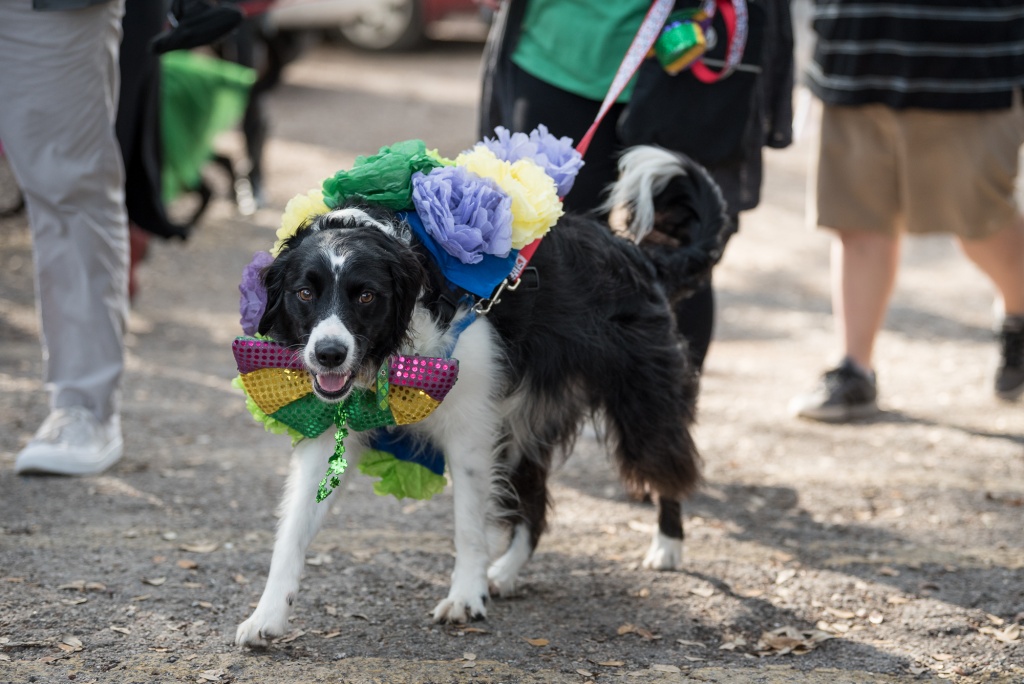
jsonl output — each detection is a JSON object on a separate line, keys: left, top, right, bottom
{"left": 600, "top": 145, "right": 730, "bottom": 301}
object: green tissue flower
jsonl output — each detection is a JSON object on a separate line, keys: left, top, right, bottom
{"left": 322, "top": 139, "right": 444, "bottom": 211}
{"left": 358, "top": 450, "right": 447, "bottom": 500}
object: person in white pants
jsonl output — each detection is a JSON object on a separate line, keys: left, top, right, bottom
{"left": 0, "top": 0, "right": 129, "bottom": 475}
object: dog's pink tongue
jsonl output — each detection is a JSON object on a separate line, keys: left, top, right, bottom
{"left": 316, "top": 373, "right": 349, "bottom": 393}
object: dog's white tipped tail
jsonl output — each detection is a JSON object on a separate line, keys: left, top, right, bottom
{"left": 600, "top": 145, "right": 691, "bottom": 242}
{"left": 603, "top": 145, "right": 730, "bottom": 301}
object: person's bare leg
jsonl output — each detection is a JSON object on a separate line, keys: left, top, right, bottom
{"left": 831, "top": 228, "right": 902, "bottom": 372}
{"left": 957, "top": 216, "right": 1024, "bottom": 318}
{"left": 958, "top": 216, "right": 1024, "bottom": 399}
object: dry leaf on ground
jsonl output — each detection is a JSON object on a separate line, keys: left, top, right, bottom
{"left": 57, "top": 636, "right": 83, "bottom": 653}
{"left": 689, "top": 585, "right": 715, "bottom": 598}
{"left": 58, "top": 580, "right": 105, "bottom": 592}
{"left": 775, "top": 569, "right": 796, "bottom": 585}
{"left": 179, "top": 542, "right": 219, "bottom": 554}
{"left": 755, "top": 626, "right": 834, "bottom": 656}
{"left": 719, "top": 636, "right": 747, "bottom": 651}
{"left": 617, "top": 624, "right": 660, "bottom": 640}
{"left": 978, "top": 623, "right": 1020, "bottom": 643}
{"left": 274, "top": 630, "right": 305, "bottom": 644}
{"left": 816, "top": 620, "right": 851, "bottom": 634}
{"left": 524, "top": 637, "right": 549, "bottom": 647}
{"left": 676, "top": 639, "right": 706, "bottom": 648}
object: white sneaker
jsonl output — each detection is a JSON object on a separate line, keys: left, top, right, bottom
{"left": 14, "top": 407, "right": 123, "bottom": 476}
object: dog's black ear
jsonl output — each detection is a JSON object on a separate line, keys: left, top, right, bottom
{"left": 385, "top": 246, "right": 428, "bottom": 347}
{"left": 257, "top": 252, "right": 288, "bottom": 337}
{"left": 257, "top": 219, "right": 320, "bottom": 337}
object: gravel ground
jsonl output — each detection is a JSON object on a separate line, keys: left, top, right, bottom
{"left": 1, "top": 38, "right": 1022, "bottom": 684}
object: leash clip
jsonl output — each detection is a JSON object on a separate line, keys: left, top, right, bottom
{"left": 473, "top": 276, "right": 520, "bottom": 315}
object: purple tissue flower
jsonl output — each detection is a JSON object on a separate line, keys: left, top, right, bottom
{"left": 480, "top": 126, "right": 536, "bottom": 164}
{"left": 239, "top": 250, "right": 274, "bottom": 335}
{"left": 411, "top": 166, "right": 513, "bottom": 264}
{"left": 480, "top": 125, "right": 584, "bottom": 197}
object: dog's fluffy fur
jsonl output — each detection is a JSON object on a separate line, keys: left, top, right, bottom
{"left": 235, "top": 146, "right": 727, "bottom": 647}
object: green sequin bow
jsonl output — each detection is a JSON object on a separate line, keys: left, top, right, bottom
{"left": 232, "top": 337, "right": 459, "bottom": 501}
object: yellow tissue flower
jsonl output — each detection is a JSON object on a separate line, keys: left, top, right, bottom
{"left": 272, "top": 189, "right": 330, "bottom": 256}
{"left": 456, "top": 148, "right": 563, "bottom": 249}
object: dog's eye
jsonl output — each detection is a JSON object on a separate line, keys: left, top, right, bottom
{"left": 358, "top": 291, "right": 375, "bottom": 304}
{"left": 297, "top": 288, "right": 314, "bottom": 302}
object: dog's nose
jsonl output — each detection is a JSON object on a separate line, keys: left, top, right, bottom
{"left": 314, "top": 341, "right": 348, "bottom": 368}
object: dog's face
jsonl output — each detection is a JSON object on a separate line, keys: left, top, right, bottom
{"left": 258, "top": 208, "right": 425, "bottom": 402}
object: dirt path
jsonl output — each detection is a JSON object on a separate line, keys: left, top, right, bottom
{"left": 1, "top": 40, "right": 1022, "bottom": 684}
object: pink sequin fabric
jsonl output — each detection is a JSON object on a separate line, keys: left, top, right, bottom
{"left": 232, "top": 337, "right": 304, "bottom": 374}
{"left": 389, "top": 356, "right": 459, "bottom": 401}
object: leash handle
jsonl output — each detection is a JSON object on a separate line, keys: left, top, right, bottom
{"left": 691, "top": 0, "right": 748, "bottom": 83}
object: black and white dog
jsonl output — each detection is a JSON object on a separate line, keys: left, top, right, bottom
{"left": 235, "top": 146, "right": 728, "bottom": 647}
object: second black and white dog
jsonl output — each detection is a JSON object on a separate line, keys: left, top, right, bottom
{"left": 235, "top": 146, "right": 728, "bottom": 647}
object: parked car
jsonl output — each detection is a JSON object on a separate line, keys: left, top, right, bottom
{"left": 267, "top": 0, "right": 488, "bottom": 52}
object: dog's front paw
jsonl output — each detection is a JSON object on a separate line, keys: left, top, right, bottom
{"left": 433, "top": 568, "right": 490, "bottom": 623}
{"left": 432, "top": 575, "right": 490, "bottom": 623}
{"left": 235, "top": 600, "right": 292, "bottom": 648}
{"left": 642, "top": 531, "right": 683, "bottom": 571}
{"left": 432, "top": 593, "right": 488, "bottom": 623}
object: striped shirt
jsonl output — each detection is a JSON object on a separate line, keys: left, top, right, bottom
{"left": 807, "top": 1, "right": 1024, "bottom": 110}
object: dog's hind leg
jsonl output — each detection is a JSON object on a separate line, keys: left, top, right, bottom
{"left": 644, "top": 495, "right": 684, "bottom": 570}
{"left": 236, "top": 432, "right": 356, "bottom": 647}
{"left": 603, "top": 346, "right": 700, "bottom": 571}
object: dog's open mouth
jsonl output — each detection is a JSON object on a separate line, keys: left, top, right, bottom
{"left": 312, "top": 372, "right": 354, "bottom": 402}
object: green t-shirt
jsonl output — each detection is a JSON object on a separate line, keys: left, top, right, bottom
{"left": 511, "top": 0, "right": 650, "bottom": 103}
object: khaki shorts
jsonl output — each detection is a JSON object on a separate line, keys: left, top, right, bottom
{"left": 817, "top": 99, "right": 1024, "bottom": 239}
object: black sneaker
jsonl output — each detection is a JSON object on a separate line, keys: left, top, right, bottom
{"left": 995, "top": 316, "right": 1024, "bottom": 401}
{"left": 790, "top": 358, "right": 879, "bottom": 422}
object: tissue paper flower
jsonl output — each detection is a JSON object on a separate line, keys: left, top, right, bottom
{"left": 411, "top": 166, "right": 513, "bottom": 264}
{"left": 273, "top": 189, "right": 330, "bottom": 257}
{"left": 456, "top": 147, "right": 563, "bottom": 249}
{"left": 322, "top": 139, "right": 443, "bottom": 211}
{"left": 239, "top": 250, "right": 274, "bottom": 335}
{"left": 479, "top": 125, "right": 584, "bottom": 197}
